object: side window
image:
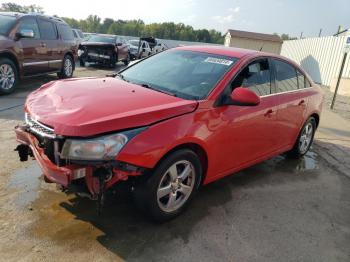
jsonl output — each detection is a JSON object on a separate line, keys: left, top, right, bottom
{"left": 58, "top": 24, "right": 74, "bottom": 40}
{"left": 231, "top": 59, "right": 271, "bottom": 96}
{"left": 38, "top": 19, "right": 57, "bottom": 40}
{"left": 274, "top": 60, "right": 298, "bottom": 93}
{"left": 17, "top": 18, "right": 40, "bottom": 39}
{"left": 72, "top": 30, "right": 78, "bottom": 38}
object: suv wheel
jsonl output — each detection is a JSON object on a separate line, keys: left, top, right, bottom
{"left": 288, "top": 117, "right": 316, "bottom": 158}
{"left": 57, "top": 55, "right": 74, "bottom": 79}
{"left": 0, "top": 58, "right": 18, "bottom": 95}
{"left": 134, "top": 149, "right": 202, "bottom": 222}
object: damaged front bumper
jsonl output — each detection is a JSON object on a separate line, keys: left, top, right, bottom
{"left": 14, "top": 125, "right": 145, "bottom": 201}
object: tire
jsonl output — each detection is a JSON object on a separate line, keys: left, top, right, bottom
{"left": 107, "top": 53, "right": 117, "bottom": 68}
{"left": 0, "top": 58, "right": 18, "bottom": 95}
{"left": 57, "top": 55, "right": 74, "bottom": 79}
{"left": 134, "top": 149, "right": 202, "bottom": 222}
{"left": 288, "top": 117, "right": 316, "bottom": 158}
{"left": 79, "top": 58, "right": 85, "bottom": 67}
{"left": 123, "top": 53, "right": 130, "bottom": 66}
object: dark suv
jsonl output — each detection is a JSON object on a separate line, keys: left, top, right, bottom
{"left": 0, "top": 12, "right": 77, "bottom": 94}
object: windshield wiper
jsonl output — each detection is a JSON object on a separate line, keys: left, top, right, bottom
{"left": 140, "top": 83, "right": 177, "bottom": 97}
{"left": 112, "top": 73, "right": 129, "bottom": 82}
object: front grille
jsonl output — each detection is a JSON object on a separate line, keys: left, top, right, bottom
{"left": 25, "top": 113, "right": 56, "bottom": 139}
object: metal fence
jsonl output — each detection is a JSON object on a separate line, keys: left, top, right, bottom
{"left": 281, "top": 35, "right": 350, "bottom": 86}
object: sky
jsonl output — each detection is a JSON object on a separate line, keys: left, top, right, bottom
{"left": 1, "top": 0, "right": 349, "bottom": 37}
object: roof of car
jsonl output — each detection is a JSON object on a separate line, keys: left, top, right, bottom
{"left": 0, "top": 12, "right": 67, "bottom": 24}
{"left": 176, "top": 45, "right": 263, "bottom": 59}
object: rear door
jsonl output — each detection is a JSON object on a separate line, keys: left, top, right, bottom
{"left": 212, "top": 58, "right": 281, "bottom": 174}
{"left": 37, "top": 18, "right": 61, "bottom": 71}
{"left": 271, "top": 59, "right": 309, "bottom": 148}
{"left": 16, "top": 17, "right": 46, "bottom": 75}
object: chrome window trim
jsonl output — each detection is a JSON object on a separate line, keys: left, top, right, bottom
{"left": 260, "top": 86, "right": 314, "bottom": 98}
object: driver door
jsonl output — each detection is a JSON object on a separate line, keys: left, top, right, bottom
{"left": 212, "top": 58, "right": 281, "bottom": 175}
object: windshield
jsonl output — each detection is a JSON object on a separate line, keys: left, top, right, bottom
{"left": 120, "top": 50, "right": 239, "bottom": 100}
{"left": 0, "top": 15, "right": 16, "bottom": 36}
{"left": 87, "top": 35, "right": 116, "bottom": 44}
{"left": 129, "top": 40, "right": 139, "bottom": 46}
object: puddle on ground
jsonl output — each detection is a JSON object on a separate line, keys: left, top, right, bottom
{"left": 8, "top": 163, "right": 42, "bottom": 209}
{"left": 295, "top": 151, "right": 318, "bottom": 172}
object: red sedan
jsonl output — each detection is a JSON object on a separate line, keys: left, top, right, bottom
{"left": 15, "top": 46, "right": 323, "bottom": 221}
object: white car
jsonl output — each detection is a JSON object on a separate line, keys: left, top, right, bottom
{"left": 72, "top": 28, "right": 84, "bottom": 45}
{"left": 128, "top": 40, "right": 152, "bottom": 59}
{"left": 153, "top": 42, "right": 167, "bottom": 53}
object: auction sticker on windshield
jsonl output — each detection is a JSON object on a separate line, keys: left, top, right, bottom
{"left": 204, "top": 57, "right": 233, "bottom": 66}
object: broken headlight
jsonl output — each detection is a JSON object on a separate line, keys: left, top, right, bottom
{"left": 61, "top": 127, "right": 146, "bottom": 161}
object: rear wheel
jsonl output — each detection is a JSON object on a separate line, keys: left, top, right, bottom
{"left": 288, "top": 117, "right": 316, "bottom": 158}
{"left": 57, "top": 55, "right": 74, "bottom": 79}
{"left": 134, "top": 149, "right": 202, "bottom": 222}
{"left": 0, "top": 58, "right": 18, "bottom": 95}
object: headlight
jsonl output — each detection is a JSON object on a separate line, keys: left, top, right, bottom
{"left": 77, "top": 49, "right": 84, "bottom": 57}
{"left": 61, "top": 127, "right": 146, "bottom": 161}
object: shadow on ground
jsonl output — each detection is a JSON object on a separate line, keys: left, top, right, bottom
{"left": 28, "top": 150, "right": 322, "bottom": 260}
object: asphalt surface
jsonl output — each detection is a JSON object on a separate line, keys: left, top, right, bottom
{"left": 0, "top": 64, "right": 349, "bottom": 262}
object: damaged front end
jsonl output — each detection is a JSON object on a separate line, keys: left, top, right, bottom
{"left": 14, "top": 113, "right": 147, "bottom": 210}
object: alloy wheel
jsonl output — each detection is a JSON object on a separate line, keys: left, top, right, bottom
{"left": 157, "top": 160, "right": 196, "bottom": 213}
{"left": 64, "top": 58, "right": 73, "bottom": 77}
{"left": 0, "top": 64, "right": 15, "bottom": 90}
{"left": 299, "top": 122, "right": 313, "bottom": 154}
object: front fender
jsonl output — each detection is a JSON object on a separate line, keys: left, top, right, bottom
{"left": 116, "top": 111, "right": 210, "bottom": 169}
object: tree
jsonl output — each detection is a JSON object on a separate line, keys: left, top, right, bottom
{"left": 0, "top": 2, "right": 44, "bottom": 13}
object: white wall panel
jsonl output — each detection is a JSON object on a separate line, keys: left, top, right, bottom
{"left": 281, "top": 36, "right": 350, "bottom": 86}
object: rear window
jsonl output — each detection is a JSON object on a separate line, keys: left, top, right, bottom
{"left": 0, "top": 15, "right": 16, "bottom": 35}
{"left": 274, "top": 59, "right": 298, "bottom": 93}
{"left": 38, "top": 19, "right": 57, "bottom": 40}
{"left": 58, "top": 24, "right": 74, "bottom": 40}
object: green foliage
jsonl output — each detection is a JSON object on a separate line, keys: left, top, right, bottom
{"left": 274, "top": 33, "right": 297, "bottom": 41}
{"left": 0, "top": 2, "right": 44, "bottom": 13}
{"left": 1, "top": 2, "right": 224, "bottom": 43}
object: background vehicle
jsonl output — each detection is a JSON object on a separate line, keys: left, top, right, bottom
{"left": 72, "top": 28, "right": 84, "bottom": 45}
{"left": 128, "top": 39, "right": 152, "bottom": 59}
{"left": 0, "top": 12, "right": 77, "bottom": 94}
{"left": 153, "top": 42, "right": 167, "bottom": 53}
{"left": 78, "top": 34, "right": 130, "bottom": 67}
{"left": 15, "top": 46, "right": 323, "bottom": 221}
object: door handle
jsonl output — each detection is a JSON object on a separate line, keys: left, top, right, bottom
{"left": 298, "top": 100, "right": 305, "bottom": 106}
{"left": 40, "top": 42, "right": 46, "bottom": 47}
{"left": 264, "top": 109, "right": 273, "bottom": 117}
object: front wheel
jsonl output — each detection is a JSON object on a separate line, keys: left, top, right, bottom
{"left": 0, "top": 58, "right": 18, "bottom": 95}
{"left": 134, "top": 149, "right": 202, "bottom": 222}
{"left": 288, "top": 117, "right": 316, "bottom": 158}
{"left": 57, "top": 55, "right": 74, "bottom": 79}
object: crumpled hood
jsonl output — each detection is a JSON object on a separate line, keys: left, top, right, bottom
{"left": 25, "top": 77, "right": 198, "bottom": 137}
{"left": 80, "top": 41, "right": 115, "bottom": 48}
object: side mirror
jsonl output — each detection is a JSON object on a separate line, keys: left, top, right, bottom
{"left": 142, "top": 48, "right": 146, "bottom": 52}
{"left": 229, "top": 87, "right": 260, "bottom": 106}
{"left": 116, "top": 42, "right": 123, "bottom": 46}
{"left": 15, "top": 29, "right": 34, "bottom": 40}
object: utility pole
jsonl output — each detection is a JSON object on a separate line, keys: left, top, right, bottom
{"left": 331, "top": 37, "right": 350, "bottom": 109}
{"left": 300, "top": 32, "right": 303, "bottom": 39}
{"left": 318, "top": 29, "right": 322, "bottom": 37}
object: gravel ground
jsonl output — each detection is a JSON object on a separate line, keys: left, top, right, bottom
{"left": 321, "top": 85, "right": 350, "bottom": 121}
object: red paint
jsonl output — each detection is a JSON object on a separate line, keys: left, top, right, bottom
{"left": 230, "top": 87, "right": 261, "bottom": 105}
{"left": 18, "top": 46, "right": 324, "bottom": 190}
